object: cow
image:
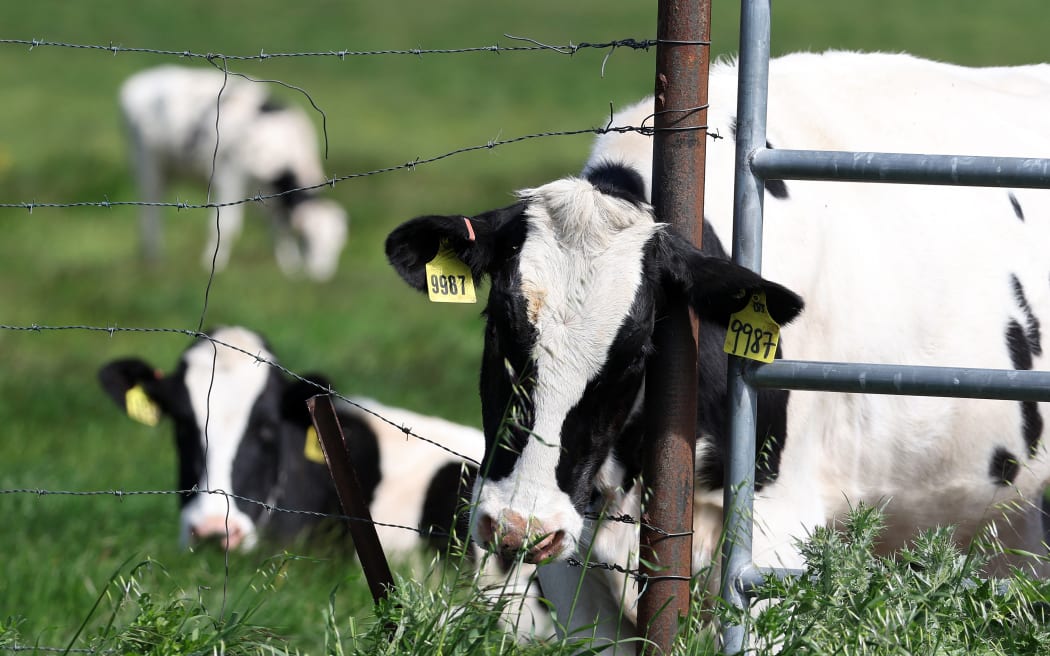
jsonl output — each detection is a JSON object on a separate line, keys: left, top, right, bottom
{"left": 97, "top": 326, "right": 481, "bottom": 553}
{"left": 97, "top": 326, "right": 550, "bottom": 638}
{"left": 385, "top": 51, "right": 1050, "bottom": 650}
{"left": 119, "top": 65, "right": 348, "bottom": 281}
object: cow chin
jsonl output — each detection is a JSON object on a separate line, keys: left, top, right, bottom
{"left": 471, "top": 477, "right": 585, "bottom": 564}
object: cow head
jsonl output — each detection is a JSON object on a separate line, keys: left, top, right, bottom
{"left": 98, "top": 327, "right": 288, "bottom": 551}
{"left": 386, "top": 162, "right": 803, "bottom": 563}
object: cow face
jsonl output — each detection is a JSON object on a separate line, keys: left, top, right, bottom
{"left": 98, "top": 327, "right": 286, "bottom": 551}
{"left": 386, "top": 162, "right": 804, "bottom": 563}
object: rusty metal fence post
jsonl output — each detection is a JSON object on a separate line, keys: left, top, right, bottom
{"left": 307, "top": 394, "right": 396, "bottom": 605}
{"left": 639, "top": 0, "right": 712, "bottom": 653}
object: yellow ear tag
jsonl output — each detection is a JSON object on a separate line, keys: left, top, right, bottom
{"left": 303, "top": 425, "right": 326, "bottom": 464}
{"left": 723, "top": 290, "right": 781, "bottom": 363}
{"left": 425, "top": 243, "right": 477, "bottom": 304}
{"left": 125, "top": 384, "right": 160, "bottom": 427}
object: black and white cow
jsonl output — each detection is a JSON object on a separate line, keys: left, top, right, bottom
{"left": 386, "top": 51, "right": 1050, "bottom": 648}
{"left": 120, "top": 65, "right": 348, "bottom": 281}
{"left": 99, "top": 326, "right": 551, "bottom": 638}
{"left": 97, "top": 326, "right": 481, "bottom": 554}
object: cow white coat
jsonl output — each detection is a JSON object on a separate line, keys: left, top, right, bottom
{"left": 120, "top": 65, "right": 348, "bottom": 280}
{"left": 386, "top": 51, "right": 1050, "bottom": 651}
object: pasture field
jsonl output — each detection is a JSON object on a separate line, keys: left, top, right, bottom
{"left": 2, "top": 1, "right": 1050, "bottom": 653}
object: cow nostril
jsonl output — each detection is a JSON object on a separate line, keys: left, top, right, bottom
{"left": 476, "top": 513, "right": 497, "bottom": 545}
{"left": 222, "top": 525, "right": 245, "bottom": 551}
{"left": 498, "top": 530, "right": 526, "bottom": 556}
{"left": 526, "top": 529, "right": 566, "bottom": 564}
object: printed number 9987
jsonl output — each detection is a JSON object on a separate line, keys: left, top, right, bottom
{"left": 430, "top": 274, "right": 466, "bottom": 296}
{"left": 727, "top": 318, "right": 776, "bottom": 360}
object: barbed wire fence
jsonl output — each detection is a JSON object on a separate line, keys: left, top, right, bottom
{"left": 0, "top": 34, "right": 707, "bottom": 654}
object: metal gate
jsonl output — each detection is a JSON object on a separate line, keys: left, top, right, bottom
{"left": 720, "top": 1, "right": 1050, "bottom": 652}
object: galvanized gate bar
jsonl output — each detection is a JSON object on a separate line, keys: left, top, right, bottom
{"left": 722, "top": 0, "right": 1050, "bottom": 652}
{"left": 720, "top": 1, "right": 772, "bottom": 653}
{"left": 751, "top": 148, "right": 1050, "bottom": 188}
{"left": 744, "top": 360, "right": 1050, "bottom": 401}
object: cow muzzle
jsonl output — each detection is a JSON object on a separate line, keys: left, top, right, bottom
{"left": 188, "top": 515, "right": 253, "bottom": 551}
{"left": 476, "top": 509, "right": 568, "bottom": 564}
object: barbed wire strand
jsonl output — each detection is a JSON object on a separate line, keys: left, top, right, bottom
{"left": 0, "top": 486, "right": 681, "bottom": 584}
{"left": 0, "top": 36, "right": 667, "bottom": 61}
{"left": 0, "top": 119, "right": 715, "bottom": 212}
{"left": 0, "top": 484, "right": 680, "bottom": 539}
{"left": 2, "top": 646, "right": 109, "bottom": 654}
{"left": 0, "top": 487, "right": 440, "bottom": 537}
{"left": 0, "top": 324, "right": 482, "bottom": 466}
{"left": 0, "top": 323, "right": 700, "bottom": 543}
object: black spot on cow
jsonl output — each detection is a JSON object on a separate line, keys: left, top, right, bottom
{"left": 1011, "top": 275, "right": 1042, "bottom": 357}
{"left": 1022, "top": 401, "right": 1044, "bottom": 458}
{"left": 1009, "top": 192, "right": 1025, "bottom": 222}
{"left": 419, "top": 462, "right": 475, "bottom": 553}
{"left": 764, "top": 172, "right": 790, "bottom": 200}
{"left": 727, "top": 116, "right": 790, "bottom": 200}
{"left": 259, "top": 96, "right": 286, "bottom": 113}
{"left": 1005, "top": 280, "right": 1045, "bottom": 457}
{"left": 1006, "top": 319, "right": 1033, "bottom": 371}
{"left": 585, "top": 161, "right": 647, "bottom": 206}
{"left": 270, "top": 169, "right": 310, "bottom": 210}
{"left": 989, "top": 447, "right": 1020, "bottom": 487}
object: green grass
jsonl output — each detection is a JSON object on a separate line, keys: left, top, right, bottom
{"left": 3, "top": 1, "right": 1050, "bottom": 654}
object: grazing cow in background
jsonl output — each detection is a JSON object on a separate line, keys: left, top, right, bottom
{"left": 386, "top": 51, "right": 1050, "bottom": 650}
{"left": 97, "top": 326, "right": 550, "bottom": 638}
{"left": 120, "top": 65, "right": 348, "bottom": 281}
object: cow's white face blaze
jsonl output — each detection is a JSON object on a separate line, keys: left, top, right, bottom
{"left": 178, "top": 329, "right": 275, "bottom": 550}
{"left": 385, "top": 162, "right": 804, "bottom": 564}
{"left": 98, "top": 326, "right": 287, "bottom": 552}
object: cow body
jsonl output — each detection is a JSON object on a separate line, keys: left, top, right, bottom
{"left": 386, "top": 51, "right": 1050, "bottom": 650}
{"left": 120, "top": 65, "right": 348, "bottom": 280}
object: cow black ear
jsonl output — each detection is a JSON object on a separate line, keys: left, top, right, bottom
{"left": 97, "top": 358, "right": 166, "bottom": 413}
{"left": 280, "top": 373, "right": 333, "bottom": 428}
{"left": 385, "top": 202, "right": 527, "bottom": 293}
{"left": 655, "top": 229, "right": 804, "bottom": 326}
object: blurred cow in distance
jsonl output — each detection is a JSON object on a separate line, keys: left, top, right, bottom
{"left": 120, "top": 65, "right": 348, "bottom": 281}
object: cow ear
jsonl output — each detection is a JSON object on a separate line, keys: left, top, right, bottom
{"left": 97, "top": 358, "right": 168, "bottom": 425}
{"left": 385, "top": 202, "right": 527, "bottom": 292}
{"left": 655, "top": 229, "right": 804, "bottom": 326}
{"left": 280, "top": 373, "right": 333, "bottom": 428}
